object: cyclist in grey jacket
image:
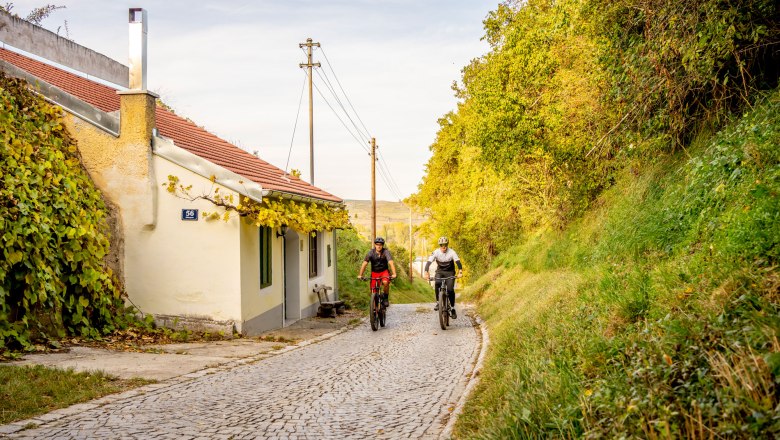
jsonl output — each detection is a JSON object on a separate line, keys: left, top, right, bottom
{"left": 423, "top": 236, "right": 463, "bottom": 319}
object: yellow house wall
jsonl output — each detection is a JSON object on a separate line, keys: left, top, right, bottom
{"left": 240, "top": 221, "right": 284, "bottom": 330}
{"left": 129, "top": 156, "right": 242, "bottom": 322}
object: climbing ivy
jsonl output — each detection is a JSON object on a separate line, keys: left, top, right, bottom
{"left": 0, "top": 73, "right": 128, "bottom": 356}
{"left": 164, "top": 175, "right": 350, "bottom": 233}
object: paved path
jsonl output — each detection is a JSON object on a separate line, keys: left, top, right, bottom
{"left": 5, "top": 304, "right": 482, "bottom": 439}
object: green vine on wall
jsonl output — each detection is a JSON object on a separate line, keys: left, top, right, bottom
{"left": 163, "top": 175, "right": 350, "bottom": 233}
{"left": 0, "top": 73, "right": 129, "bottom": 356}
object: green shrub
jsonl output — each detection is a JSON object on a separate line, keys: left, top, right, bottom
{"left": 0, "top": 73, "right": 131, "bottom": 356}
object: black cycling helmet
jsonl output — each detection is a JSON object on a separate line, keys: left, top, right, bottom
{"left": 374, "top": 237, "right": 385, "bottom": 245}
{"left": 438, "top": 236, "right": 449, "bottom": 246}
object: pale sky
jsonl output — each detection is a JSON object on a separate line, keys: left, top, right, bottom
{"left": 8, "top": 1, "right": 495, "bottom": 201}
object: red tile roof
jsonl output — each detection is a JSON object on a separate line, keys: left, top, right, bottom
{"left": 0, "top": 47, "right": 342, "bottom": 203}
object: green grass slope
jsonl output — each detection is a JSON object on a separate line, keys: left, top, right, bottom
{"left": 455, "top": 90, "right": 780, "bottom": 438}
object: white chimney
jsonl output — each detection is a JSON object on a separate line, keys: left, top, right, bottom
{"left": 128, "top": 8, "right": 147, "bottom": 90}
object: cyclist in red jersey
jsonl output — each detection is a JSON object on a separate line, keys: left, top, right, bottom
{"left": 357, "top": 237, "right": 397, "bottom": 307}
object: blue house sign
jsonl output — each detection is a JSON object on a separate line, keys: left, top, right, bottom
{"left": 181, "top": 209, "right": 199, "bottom": 221}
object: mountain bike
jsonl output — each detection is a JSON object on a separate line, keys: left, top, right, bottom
{"left": 431, "top": 275, "right": 458, "bottom": 330}
{"left": 361, "top": 276, "right": 390, "bottom": 331}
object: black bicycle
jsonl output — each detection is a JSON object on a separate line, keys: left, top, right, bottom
{"left": 361, "top": 276, "right": 390, "bottom": 331}
{"left": 431, "top": 275, "right": 458, "bottom": 330}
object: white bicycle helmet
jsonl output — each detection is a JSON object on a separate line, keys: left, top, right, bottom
{"left": 438, "top": 236, "right": 449, "bottom": 246}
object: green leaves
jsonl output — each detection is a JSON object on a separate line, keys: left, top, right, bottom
{"left": 0, "top": 73, "right": 124, "bottom": 355}
{"left": 411, "top": 0, "right": 613, "bottom": 273}
{"left": 595, "top": 0, "right": 780, "bottom": 150}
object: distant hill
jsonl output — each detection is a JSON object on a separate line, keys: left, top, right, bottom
{"left": 344, "top": 200, "right": 427, "bottom": 245}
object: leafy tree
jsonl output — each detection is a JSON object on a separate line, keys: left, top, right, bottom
{"left": 411, "top": 0, "right": 611, "bottom": 273}
{"left": 410, "top": 0, "right": 779, "bottom": 277}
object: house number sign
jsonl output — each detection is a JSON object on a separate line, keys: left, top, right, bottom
{"left": 181, "top": 209, "right": 199, "bottom": 221}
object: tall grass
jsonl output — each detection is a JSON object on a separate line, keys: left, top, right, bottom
{"left": 456, "top": 90, "right": 780, "bottom": 438}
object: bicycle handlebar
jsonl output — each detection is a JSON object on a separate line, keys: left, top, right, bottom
{"left": 359, "top": 276, "right": 395, "bottom": 281}
{"left": 428, "top": 275, "right": 460, "bottom": 281}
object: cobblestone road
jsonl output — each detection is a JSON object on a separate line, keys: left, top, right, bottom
{"left": 6, "top": 304, "right": 481, "bottom": 439}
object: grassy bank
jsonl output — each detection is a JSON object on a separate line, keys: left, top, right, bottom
{"left": 455, "top": 91, "right": 780, "bottom": 438}
{"left": 0, "top": 365, "right": 152, "bottom": 424}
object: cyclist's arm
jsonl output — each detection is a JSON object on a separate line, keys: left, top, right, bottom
{"left": 449, "top": 248, "right": 463, "bottom": 276}
{"left": 388, "top": 260, "right": 397, "bottom": 278}
{"left": 358, "top": 261, "right": 368, "bottom": 278}
{"left": 424, "top": 250, "right": 439, "bottom": 278}
{"left": 425, "top": 250, "right": 438, "bottom": 272}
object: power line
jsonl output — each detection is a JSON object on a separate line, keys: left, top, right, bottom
{"left": 377, "top": 150, "right": 404, "bottom": 199}
{"left": 315, "top": 67, "right": 370, "bottom": 144}
{"left": 306, "top": 69, "right": 370, "bottom": 154}
{"left": 284, "top": 72, "right": 308, "bottom": 173}
{"left": 320, "top": 47, "right": 373, "bottom": 140}
{"left": 308, "top": 46, "right": 371, "bottom": 144}
{"left": 294, "top": 43, "right": 406, "bottom": 200}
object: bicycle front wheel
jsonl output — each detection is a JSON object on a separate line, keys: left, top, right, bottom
{"left": 438, "top": 291, "right": 448, "bottom": 330}
{"left": 370, "top": 293, "right": 379, "bottom": 331}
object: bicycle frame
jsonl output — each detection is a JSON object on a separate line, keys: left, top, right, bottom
{"left": 362, "top": 276, "right": 390, "bottom": 331}
{"left": 430, "top": 275, "right": 457, "bottom": 330}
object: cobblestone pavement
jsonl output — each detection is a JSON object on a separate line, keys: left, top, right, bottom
{"left": 5, "top": 303, "right": 482, "bottom": 439}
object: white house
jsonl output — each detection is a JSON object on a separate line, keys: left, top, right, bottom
{"left": 0, "top": 8, "right": 344, "bottom": 334}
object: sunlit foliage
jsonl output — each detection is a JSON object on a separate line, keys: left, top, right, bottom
{"left": 0, "top": 74, "right": 130, "bottom": 356}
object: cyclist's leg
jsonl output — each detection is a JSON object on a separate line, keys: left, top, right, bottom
{"left": 375, "top": 270, "right": 390, "bottom": 306}
{"left": 446, "top": 276, "right": 456, "bottom": 307}
{"left": 381, "top": 277, "right": 390, "bottom": 294}
{"left": 445, "top": 274, "right": 457, "bottom": 318}
{"left": 434, "top": 276, "right": 442, "bottom": 310}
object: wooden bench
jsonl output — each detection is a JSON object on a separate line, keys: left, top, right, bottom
{"left": 313, "top": 284, "right": 345, "bottom": 318}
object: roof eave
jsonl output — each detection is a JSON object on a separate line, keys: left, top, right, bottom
{"left": 153, "top": 135, "right": 264, "bottom": 203}
{"left": 262, "top": 189, "right": 344, "bottom": 207}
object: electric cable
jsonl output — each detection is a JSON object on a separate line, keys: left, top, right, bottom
{"left": 285, "top": 71, "right": 308, "bottom": 174}
{"left": 320, "top": 47, "right": 373, "bottom": 140}
{"left": 315, "top": 67, "right": 370, "bottom": 144}
{"left": 307, "top": 70, "right": 371, "bottom": 154}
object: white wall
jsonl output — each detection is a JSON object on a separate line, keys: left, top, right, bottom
{"left": 128, "top": 155, "right": 340, "bottom": 330}
{"left": 240, "top": 221, "right": 285, "bottom": 331}
{"left": 125, "top": 156, "right": 242, "bottom": 323}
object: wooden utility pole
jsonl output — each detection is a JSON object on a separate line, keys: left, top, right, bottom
{"left": 409, "top": 206, "right": 413, "bottom": 282}
{"left": 370, "top": 138, "right": 377, "bottom": 241}
{"left": 299, "top": 38, "right": 320, "bottom": 184}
